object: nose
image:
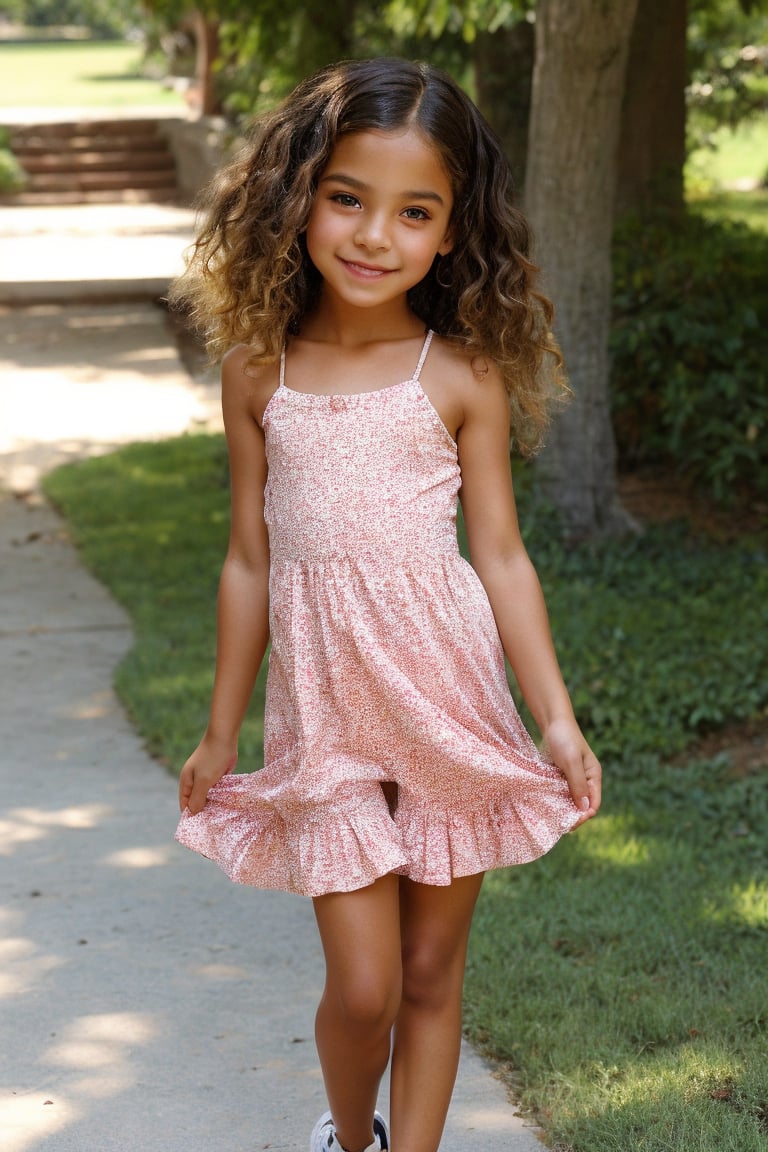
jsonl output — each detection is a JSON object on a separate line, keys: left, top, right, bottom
{"left": 354, "top": 213, "right": 391, "bottom": 253}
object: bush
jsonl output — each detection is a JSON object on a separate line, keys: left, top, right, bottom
{"left": 519, "top": 508, "right": 768, "bottom": 763}
{"left": 16, "top": 0, "right": 141, "bottom": 37}
{"left": 0, "top": 128, "right": 26, "bottom": 193}
{"left": 610, "top": 213, "right": 768, "bottom": 503}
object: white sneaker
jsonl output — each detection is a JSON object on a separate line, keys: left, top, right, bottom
{"left": 309, "top": 1110, "right": 390, "bottom": 1152}
{"left": 372, "top": 1111, "right": 390, "bottom": 1150}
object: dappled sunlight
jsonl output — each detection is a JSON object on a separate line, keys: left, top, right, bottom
{"left": 0, "top": 804, "right": 113, "bottom": 857}
{"left": 118, "top": 345, "right": 179, "bottom": 365}
{"left": 103, "top": 845, "right": 175, "bottom": 869}
{"left": 0, "top": 817, "right": 45, "bottom": 855}
{"left": 561, "top": 1044, "right": 754, "bottom": 1140}
{"left": 726, "top": 880, "right": 767, "bottom": 929}
{"left": 0, "top": 1014, "right": 159, "bottom": 1150}
{"left": 11, "top": 803, "right": 113, "bottom": 830}
{"left": 0, "top": 933, "right": 61, "bottom": 998}
{"left": 45, "top": 1012, "right": 156, "bottom": 1073}
{"left": 194, "top": 963, "right": 250, "bottom": 980}
{"left": 575, "top": 820, "right": 652, "bottom": 868}
{"left": 458, "top": 1105, "right": 528, "bottom": 1133}
{"left": 63, "top": 308, "right": 164, "bottom": 331}
{"left": 1, "top": 368, "right": 205, "bottom": 446}
{"left": 66, "top": 690, "right": 118, "bottom": 722}
{"left": 0, "top": 1093, "right": 78, "bottom": 1152}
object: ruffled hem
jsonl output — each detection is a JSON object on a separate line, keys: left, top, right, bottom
{"left": 175, "top": 775, "right": 408, "bottom": 897}
{"left": 175, "top": 771, "right": 581, "bottom": 897}
{"left": 393, "top": 794, "right": 581, "bottom": 886}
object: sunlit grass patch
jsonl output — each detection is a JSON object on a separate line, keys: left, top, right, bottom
{"left": 0, "top": 40, "right": 184, "bottom": 109}
{"left": 688, "top": 188, "right": 768, "bottom": 233}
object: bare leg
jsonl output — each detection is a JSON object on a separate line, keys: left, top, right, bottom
{"left": 313, "top": 873, "right": 402, "bottom": 1152}
{"left": 390, "top": 873, "right": 484, "bottom": 1152}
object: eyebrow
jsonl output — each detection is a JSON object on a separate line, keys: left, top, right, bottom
{"left": 320, "top": 172, "right": 446, "bottom": 206}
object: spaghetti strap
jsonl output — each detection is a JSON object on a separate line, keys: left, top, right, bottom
{"left": 279, "top": 348, "right": 287, "bottom": 388}
{"left": 413, "top": 330, "right": 434, "bottom": 382}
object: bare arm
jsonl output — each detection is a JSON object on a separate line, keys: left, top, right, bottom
{"left": 457, "top": 365, "right": 601, "bottom": 825}
{"left": 179, "top": 348, "right": 273, "bottom": 814}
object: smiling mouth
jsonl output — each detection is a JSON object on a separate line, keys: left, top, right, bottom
{"left": 341, "top": 259, "right": 394, "bottom": 278}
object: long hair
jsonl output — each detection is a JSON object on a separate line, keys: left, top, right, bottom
{"left": 169, "top": 57, "right": 566, "bottom": 454}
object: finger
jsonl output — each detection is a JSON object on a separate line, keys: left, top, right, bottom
{"left": 187, "top": 780, "right": 211, "bottom": 816}
{"left": 178, "top": 768, "right": 193, "bottom": 813}
{"left": 585, "top": 757, "right": 602, "bottom": 815}
{"left": 561, "top": 757, "right": 590, "bottom": 814}
{"left": 571, "top": 757, "right": 602, "bottom": 827}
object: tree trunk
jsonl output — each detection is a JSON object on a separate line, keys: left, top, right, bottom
{"left": 616, "top": 0, "right": 687, "bottom": 218}
{"left": 525, "top": 0, "right": 639, "bottom": 537}
{"left": 192, "top": 11, "right": 221, "bottom": 117}
{"left": 473, "top": 20, "right": 534, "bottom": 195}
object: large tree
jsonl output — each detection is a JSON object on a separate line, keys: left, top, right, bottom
{"left": 616, "top": 0, "right": 688, "bottom": 217}
{"left": 525, "top": 0, "right": 640, "bottom": 537}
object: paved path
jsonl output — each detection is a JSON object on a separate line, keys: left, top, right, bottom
{"left": 0, "top": 201, "right": 198, "bottom": 303}
{"left": 0, "top": 205, "right": 543, "bottom": 1151}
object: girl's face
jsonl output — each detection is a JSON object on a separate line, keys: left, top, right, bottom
{"left": 305, "top": 128, "right": 454, "bottom": 312}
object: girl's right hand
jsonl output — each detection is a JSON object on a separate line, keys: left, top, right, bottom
{"left": 178, "top": 735, "right": 238, "bottom": 815}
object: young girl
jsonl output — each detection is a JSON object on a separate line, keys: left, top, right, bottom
{"left": 173, "top": 57, "right": 601, "bottom": 1152}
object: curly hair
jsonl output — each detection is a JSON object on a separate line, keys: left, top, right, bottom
{"left": 169, "top": 57, "right": 567, "bottom": 454}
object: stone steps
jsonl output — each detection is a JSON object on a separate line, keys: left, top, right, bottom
{"left": 1, "top": 118, "right": 181, "bottom": 205}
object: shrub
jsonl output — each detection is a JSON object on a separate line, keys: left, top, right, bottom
{"left": 0, "top": 128, "right": 26, "bottom": 193}
{"left": 610, "top": 213, "right": 768, "bottom": 503}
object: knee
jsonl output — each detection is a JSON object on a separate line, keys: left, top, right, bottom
{"left": 401, "top": 943, "right": 463, "bottom": 1013}
{"left": 330, "top": 969, "right": 401, "bottom": 1033}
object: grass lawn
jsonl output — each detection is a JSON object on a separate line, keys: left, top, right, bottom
{"left": 0, "top": 40, "right": 184, "bottom": 109}
{"left": 688, "top": 188, "right": 768, "bottom": 234}
{"left": 43, "top": 434, "right": 768, "bottom": 1152}
{"left": 687, "top": 118, "right": 768, "bottom": 190}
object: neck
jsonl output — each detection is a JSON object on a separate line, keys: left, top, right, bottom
{"left": 302, "top": 291, "right": 424, "bottom": 349}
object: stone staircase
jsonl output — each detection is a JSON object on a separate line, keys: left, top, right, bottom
{"left": 2, "top": 118, "right": 181, "bottom": 205}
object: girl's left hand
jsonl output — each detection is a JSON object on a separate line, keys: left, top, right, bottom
{"left": 543, "top": 716, "right": 602, "bottom": 828}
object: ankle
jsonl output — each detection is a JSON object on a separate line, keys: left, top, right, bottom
{"left": 334, "top": 1131, "right": 376, "bottom": 1152}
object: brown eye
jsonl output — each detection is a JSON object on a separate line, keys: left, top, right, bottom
{"left": 332, "top": 193, "right": 360, "bottom": 208}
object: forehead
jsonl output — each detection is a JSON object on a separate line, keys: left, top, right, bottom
{"left": 321, "top": 128, "right": 453, "bottom": 197}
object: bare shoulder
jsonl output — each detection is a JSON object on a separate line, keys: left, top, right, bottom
{"left": 221, "top": 344, "right": 280, "bottom": 426}
{"left": 424, "top": 336, "right": 507, "bottom": 437}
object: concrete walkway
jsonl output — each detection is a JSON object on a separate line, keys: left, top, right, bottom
{"left": 0, "top": 205, "right": 543, "bottom": 1151}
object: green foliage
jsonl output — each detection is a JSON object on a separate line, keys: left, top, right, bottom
{"left": 214, "top": 0, "right": 475, "bottom": 121}
{"left": 688, "top": 0, "right": 768, "bottom": 141}
{"left": 0, "top": 127, "right": 26, "bottom": 192}
{"left": 517, "top": 509, "right": 768, "bottom": 763}
{"left": 0, "top": 147, "right": 26, "bottom": 192}
{"left": 6, "top": 0, "right": 142, "bottom": 37}
{"left": 610, "top": 212, "right": 768, "bottom": 503}
{"left": 383, "top": 0, "right": 531, "bottom": 41}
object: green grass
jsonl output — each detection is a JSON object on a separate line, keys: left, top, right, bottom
{"left": 687, "top": 118, "right": 768, "bottom": 190}
{"left": 43, "top": 434, "right": 768, "bottom": 1152}
{"left": 688, "top": 188, "right": 768, "bottom": 233}
{"left": 0, "top": 41, "right": 184, "bottom": 108}
{"left": 465, "top": 762, "right": 768, "bottom": 1149}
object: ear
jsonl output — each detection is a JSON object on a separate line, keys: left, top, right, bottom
{"left": 438, "top": 230, "right": 454, "bottom": 257}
